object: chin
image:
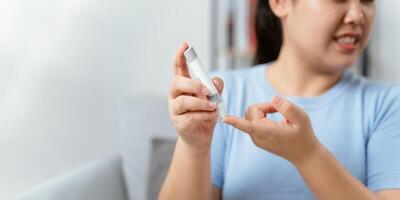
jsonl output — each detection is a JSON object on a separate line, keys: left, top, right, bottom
{"left": 320, "top": 61, "right": 353, "bottom": 74}
{"left": 325, "top": 54, "right": 359, "bottom": 72}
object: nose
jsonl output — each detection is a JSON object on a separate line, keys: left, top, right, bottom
{"left": 343, "top": 2, "right": 366, "bottom": 25}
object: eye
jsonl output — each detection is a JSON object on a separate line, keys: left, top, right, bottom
{"left": 361, "top": 0, "right": 374, "bottom": 4}
{"left": 332, "top": 0, "right": 347, "bottom": 4}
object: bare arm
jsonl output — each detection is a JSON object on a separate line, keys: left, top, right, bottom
{"left": 223, "top": 96, "right": 400, "bottom": 200}
{"left": 159, "top": 42, "right": 224, "bottom": 200}
{"left": 295, "top": 146, "right": 400, "bottom": 200}
{"left": 159, "top": 138, "right": 212, "bottom": 200}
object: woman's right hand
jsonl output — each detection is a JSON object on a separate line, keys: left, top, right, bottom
{"left": 168, "top": 42, "right": 224, "bottom": 150}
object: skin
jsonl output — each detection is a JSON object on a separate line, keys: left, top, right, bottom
{"left": 159, "top": 0, "right": 400, "bottom": 199}
{"left": 159, "top": 42, "right": 223, "bottom": 200}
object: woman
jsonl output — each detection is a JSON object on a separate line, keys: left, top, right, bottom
{"left": 160, "top": 0, "right": 400, "bottom": 199}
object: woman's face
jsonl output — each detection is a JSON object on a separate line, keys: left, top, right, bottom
{"left": 284, "top": 0, "right": 375, "bottom": 73}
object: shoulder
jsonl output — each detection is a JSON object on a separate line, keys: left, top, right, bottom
{"left": 347, "top": 73, "right": 399, "bottom": 103}
{"left": 349, "top": 74, "right": 400, "bottom": 134}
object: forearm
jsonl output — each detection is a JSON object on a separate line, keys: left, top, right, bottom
{"left": 294, "top": 145, "right": 384, "bottom": 200}
{"left": 159, "top": 137, "right": 212, "bottom": 200}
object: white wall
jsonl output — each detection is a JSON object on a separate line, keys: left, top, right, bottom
{"left": 370, "top": 1, "right": 400, "bottom": 82}
{"left": 0, "top": 0, "right": 211, "bottom": 198}
{"left": 2, "top": 0, "right": 399, "bottom": 199}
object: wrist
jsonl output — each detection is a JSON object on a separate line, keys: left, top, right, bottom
{"left": 177, "top": 137, "right": 211, "bottom": 158}
{"left": 291, "top": 142, "right": 327, "bottom": 169}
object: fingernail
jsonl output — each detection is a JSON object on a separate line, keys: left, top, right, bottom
{"left": 202, "top": 87, "right": 209, "bottom": 95}
{"left": 272, "top": 96, "right": 283, "bottom": 106}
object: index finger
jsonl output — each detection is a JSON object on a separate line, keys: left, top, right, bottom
{"left": 222, "top": 116, "right": 254, "bottom": 135}
{"left": 173, "top": 42, "right": 191, "bottom": 77}
{"left": 255, "top": 103, "right": 278, "bottom": 114}
{"left": 246, "top": 103, "right": 278, "bottom": 121}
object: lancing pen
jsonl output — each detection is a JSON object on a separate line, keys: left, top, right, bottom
{"left": 184, "top": 46, "right": 226, "bottom": 119}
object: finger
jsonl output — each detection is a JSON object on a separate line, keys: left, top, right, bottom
{"left": 245, "top": 103, "right": 277, "bottom": 121}
{"left": 177, "top": 111, "right": 218, "bottom": 124}
{"left": 211, "top": 77, "right": 224, "bottom": 96}
{"left": 169, "top": 76, "right": 209, "bottom": 99}
{"left": 245, "top": 105, "right": 265, "bottom": 121}
{"left": 256, "top": 103, "right": 278, "bottom": 114}
{"left": 193, "top": 79, "right": 210, "bottom": 100}
{"left": 173, "top": 42, "right": 190, "bottom": 77}
{"left": 271, "top": 96, "right": 308, "bottom": 124}
{"left": 194, "top": 77, "right": 223, "bottom": 101}
{"left": 254, "top": 119, "right": 281, "bottom": 135}
{"left": 172, "top": 95, "right": 217, "bottom": 115}
{"left": 222, "top": 116, "right": 254, "bottom": 135}
{"left": 194, "top": 91, "right": 208, "bottom": 100}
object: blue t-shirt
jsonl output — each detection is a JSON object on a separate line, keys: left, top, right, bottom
{"left": 210, "top": 64, "right": 400, "bottom": 199}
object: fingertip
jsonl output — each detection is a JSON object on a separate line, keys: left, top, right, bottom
{"left": 272, "top": 96, "right": 284, "bottom": 106}
{"left": 222, "top": 115, "right": 234, "bottom": 124}
{"left": 182, "top": 41, "right": 189, "bottom": 48}
{"left": 212, "top": 77, "right": 224, "bottom": 94}
{"left": 177, "top": 42, "right": 189, "bottom": 56}
{"left": 178, "top": 42, "right": 189, "bottom": 56}
{"left": 180, "top": 43, "right": 190, "bottom": 65}
{"left": 271, "top": 96, "right": 305, "bottom": 124}
{"left": 212, "top": 77, "right": 223, "bottom": 85}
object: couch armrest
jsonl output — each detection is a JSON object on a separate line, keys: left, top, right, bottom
{"left": 15, "top": 153, "right": 128, "bottom": 200}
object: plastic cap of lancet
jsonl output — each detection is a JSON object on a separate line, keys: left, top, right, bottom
{"left": 184, "top": 46, "right": 198, "bottom": 63}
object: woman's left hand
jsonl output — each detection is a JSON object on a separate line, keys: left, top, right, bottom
{"left": 222, "top": 96, "right": 323, "bottom": 167}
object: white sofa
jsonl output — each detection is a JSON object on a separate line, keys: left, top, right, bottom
{"left": 15, "top": 154, "right": 127, "bottom": 200}
{"left": 15, "top": 96, "right": 177, "bottom": 200}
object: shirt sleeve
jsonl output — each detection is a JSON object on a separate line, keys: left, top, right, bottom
{"left": 211, "top": 118, "right": 227, "bottom": 189}
{"left": 367, "top": 85, "right": 400, "bottom": 192}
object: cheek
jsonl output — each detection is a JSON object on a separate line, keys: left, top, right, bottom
{"left": 325, "top": 11, "right": 375, "bottom": 68}
{"left": 293, "top": 21, "right": 357, "bottom": 70}
{"left": 361, "top": 11, "right": 375, "bottom": 48}
{"left": 289, "top": 7, "right": 342, "bottom": 55}
{"left": 291, "top": 20, "right": 336, "bottom": 59}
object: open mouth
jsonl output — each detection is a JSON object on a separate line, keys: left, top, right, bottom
{"left": 335, "top": 36, "right": 359, "bottom": 45}
{"left": 333, "top": 34, "right": 361, "bottom": 52}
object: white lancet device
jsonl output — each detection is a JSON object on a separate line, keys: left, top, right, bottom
{"left": 184, "top": 46, "right": 226, "bottom": 119}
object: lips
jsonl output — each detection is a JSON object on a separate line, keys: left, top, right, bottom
{"left": 336, "top": 36, "right": 358, "bottom": 45}
{"left": 334, "top": 33, "right": 362, "bottom": 53}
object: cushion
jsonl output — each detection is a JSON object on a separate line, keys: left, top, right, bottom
{"left": 147, "top": 138, "right": 175, "bottom": 200}
{"left": 118, "top": 96, "right": 177, "bottom": 200}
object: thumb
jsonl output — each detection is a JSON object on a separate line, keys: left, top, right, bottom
{"left": 271, "top": 96, "right": 308, "bottom": 124}
{"left": 172, "top": 42, "right": 191, "bottom": 78}
{"left": 212, "top": 77, "right": 224, "bottom": 96}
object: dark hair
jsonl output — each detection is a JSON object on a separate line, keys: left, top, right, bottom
{"left": 254, "top": 0, "right": 283, "bottom": 65}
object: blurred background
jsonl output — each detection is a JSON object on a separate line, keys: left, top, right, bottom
{"left": 1, "top": 0, "right": 399, "bottom": 199}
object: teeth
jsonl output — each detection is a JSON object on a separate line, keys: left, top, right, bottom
{"left": 337, "top": 36, "right": 357, "bottom": 45}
